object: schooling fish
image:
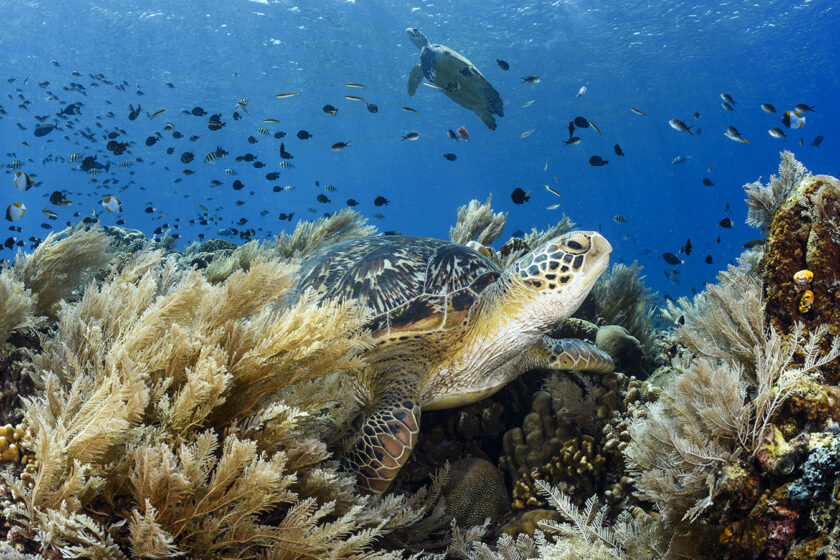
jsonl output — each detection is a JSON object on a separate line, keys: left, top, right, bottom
{"left": 402, "top": 132, "right": 420, "bottom": 141}
{"left": 374, "top": 196, "right": 390, "bottom": 206}
{"left": 576, "top": 86, "right": 586, "bottom": 97}
{"left": 781, "top": 110, "right": 805, "bottom": 129}
{"left": 630, "top": 107, "right": 646, "bottom": 116}
{"left": 588, "top": 155, "right": 608, "bottom": 166}
{"left": 331, "top": 142, "right": 350, "bottom": 152}
{"left": 322, "top": 104, "right": 338, "bottom": 116}
{"left": 496, "top": 59, "right": 509, "bottom": 70}
{"left": 5, "top": 202, "right": 25, "bottom": 221}
{"left": 669, "top": 119, "right": 693, "bottom": 134}
{"left": 33, "top": 123, "right": 58, "bottom": 137}
{"left": 13, "top": 171, "right": 33, "bottom": 191}
{"left": 662, "top": 252, "right": 683, "bottom": 265}
{"left": 671, "top": 155, "right": 692, "bottom": 164}
{"left": 101, "top": 195, "right": 121, "bottom": 213}
{"left": 724, "top": 125, "right": 749, "bottom": 144}
{"left": 761, "top": 103, "right": 777, "bottom": 114}
{"left": 613, "top": 144, "right": 624, "bottom": 157}
{"left": 720, "top": 93, "right": 736, "bottom": 105}
{"left": 794, "top": 104, "right": 815, "bottom": 113}
{"left": 812, "top": 135, "right": 824, "bottom": 147}
{"left": 521, "top": 75, "right": 540, "bottom": 83}
{"left": 768, "top": 127, "right": 786, "bottom": 139}
{"left": 511, "top": 187, "right": 530, "bottom": 204}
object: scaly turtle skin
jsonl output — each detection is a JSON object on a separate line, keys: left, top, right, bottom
{"left": 295, "top": 231, "right": 613, "bottom": 493}
{"left": 405, "top": 27, "right": 504, "bottom": 130}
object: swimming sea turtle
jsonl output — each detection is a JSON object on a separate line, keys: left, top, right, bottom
{"left": 405, "top": 27, "right": 504, "bottom": 130}
{"left": 294, "top": 231, "right": 614, "bottom": 493}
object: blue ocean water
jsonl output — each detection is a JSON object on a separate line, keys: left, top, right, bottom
{"left": 2, "top": 0, "right": 838, "bottom": 300}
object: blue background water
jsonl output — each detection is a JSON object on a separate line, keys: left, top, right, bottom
{"left": 2, "top": 0, "right": 838, "bottom": 300}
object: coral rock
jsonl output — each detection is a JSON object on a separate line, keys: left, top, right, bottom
{"left": 595, "top": 325, "right": 643, "bottom": 374}
{"left": 443, "top": 457, "right": 510, "bottom": 527}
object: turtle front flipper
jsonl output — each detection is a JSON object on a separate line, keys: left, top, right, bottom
{"left": 407, "top": 65, "right": 423, "bottom": 96}
{"left": 529, "top": 336, "right": 615, "bottom": 374}
{"left": 476, "top": 110, "right": 498, "bottom": 131}
{"left": 341, "top": 377, "right": 422, "bottom": 494}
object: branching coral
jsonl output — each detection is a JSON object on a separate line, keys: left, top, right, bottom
{"left": 0, "top": 271, "right": 36, "bottom": 343}
{"left": 743, "top": 150, "right": 809, "bottom": 232}
{"left": 449, "top": 196, "right": 507, "bottom": 246}
{"left": 12, "top": 225, "right": 112, "bottom": 319}
{"left": 0, "top": 246, "right": 453, "bottom": 558}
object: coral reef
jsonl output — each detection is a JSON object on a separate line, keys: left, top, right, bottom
{"left": 444, "top": 457, "right": 510, "bottom": 527}
{"left": 763, "top": 172, "right": 840, "bottom": 356}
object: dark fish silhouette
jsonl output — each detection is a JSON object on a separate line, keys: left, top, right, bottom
{"left": 496, "top": 59, "right": 509, "bottom": 70}
{"left": 511, "top": 187, "right": 529, "bottom": 204}
{"left": 588, "top": 155, "right": 608, "bottom": 166}
{"left": 613, "top": 144, "right": 624, "bottom": 157}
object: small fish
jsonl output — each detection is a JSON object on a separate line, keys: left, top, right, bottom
{"left": 346, "top": 199, "right": 358, "bottom": 207}
{"left": 588, "top": 155, "right": 608, "bottom": 166}
{"left": 521, "top": 75, "right": 540, "bottom": 84}
{"left": 41, "top": 208, "right": 58, "bottom": 219}
{"left": 402, "top": 132, "right": 420, "bottom": 141}
{"left": 669, "top": 119, "right": 693, "bottom": 134}
{"left": 345, "top": 82, "right": 366, "bottom": 89}
{"left": 496, "top": 59, "right": 509, "bottom": 70}
{"left": 576, "top": 86, "right": 586, "bottom": 97}
{"left": 443, "top": 153, "right": 457, "bottom": 161}
{"left": 724, "top": 126, "right": 749, "bottom": 144}
{"left": 49, "top": 191, "right": 71, "bottom": 205}
{"left": 69, "top": 153, "right": 83, "bottom": 164}
{"left": 662, "top": 252, "right": 683, "bottom": 265}
{"left": 401, "top": 106, "right": 418, "bottom": 114}
{"left": 521, "top": 100, "right": 535, "bottom": 108}
{"left": 366, "top": 103, "right": 379, "bottom": 113}
{"left": 719, "top": 217, "right": 732, "bottom": 229}
{"left": 613, "top": 144, "right": 625, "bottom": 157}
{"left": 275, "top": 92, "right": 300, "bottom": 98}
{"left": 322, "top": 104, "right": 338, "bottom": 116}
{"left": 235, "top": 98, "right": 249, "bottom": 113}
{"left": 613, "top": 214, "right": 627, "bottom": 224}
{"left": 702, "top": 178, "right": 714, "bottom": 186}
{"left": 761, "top": 103, "right": 777, "bottom": 114}
{"left": 191, "top": 106, "right": 207, "bottom": 116}
{"left": 120, "top": 161, "right": 132, "bottom": 168}
{"left": 6, "top": 161, "right": 23, "bottom": 170}
{"left": 794, "top": 104, "right": 815, "bottom": 113}
{"left": 721, "top": 93, "right": 736, "bottom": 105}
{"left": 180, "top": 152, "right": 194, "bottom": 164}
{"left": 101, "top": 195, "right": 121, "bottom": 213}
{"left": 456, "top": 127, "right": 470, "bottom": 141}
{"left": 742, "top": 239, "right": 765, "bottom": 249}
{"left": 704, "top": 255, "right": 713, "bottom": 264}
{"left": 345, "top": 95, "right": 366, "bottom": 102}
{"left": 799, "top": 138, "right": 804, "bottom": 146}
{"left": 721, "top": 102, "right": 735, "bottom": 112}
{"left": 520, "top": 129, "right": 535, "bottom": 139}
{"left": 544, "top": 184, "right": 562, "bottom": 198}
{"left": 447, "top": 129, "right": 458, "bottom": 140}
{"left": 148, "top": 108, "right": 165, "bottom": 119}
{"left": 680, "top": 238, "right": 692, "bottom": 256}
{"left": 374, "top": 196, "right": 389, "bottom": 206}
{"left": 225, "top": 168, "right": 237, "bottom": 176}
{"left": 256, "top": 127, "right": 270, "bottom": 136}
{"left": 204, "top": 153, "right": 217, "bottom": 164}
{"left": 324, "top": 184, "right": 337, "bottom": 192}
{"left": 373, "top": 213, "right": 385, "bottom": 219}
{"left": 33, "top": 123, "right": 58, "bottom": 137}
{"left": 297, "top": 130, "right": 312, "bottom": 140}
{"left": 283, "top": 185, "right": 294, "bottom": 191}
{"left": 5, "top": 202, "right": 25, "bottom": 221}
{"left": 14, "top": 171, "right": 33, "bottom": 191}
{"left": 671, "top": 155, "right": 692, "bottom": 164}
{"left": 564, "top": 137, "right": 581, "bottom": 146}
{"left": 630, "top": 107, "right": 646, "bottom": 116}
{"left": 573, "top": 116, "right": 589, "bottom": 128}
{"left": 233, "top": 180, "right": 245, "bottom": 190}
{"left": 694, "top": 112, "right": 701, "bottom": 119}
{"left": 782, "top": 110, "right": 805, "bottom": 129}
{"left": 331, "top": 142, "right": 350, "bottom": 152}
{"left": 768, "top": 127, "right": 786, "bottom": 139}
{"left": 208, "top": 115, "right": 225, "bottom": 131}
{"left": 511, "top": 187, "right": 530, "bottom": 204}
{"left": 279, "top": 160, "right": 294, "bottom": 169}
{"left": 316, "top": 194, "right": 331, "bottom": 203}
{"left": 812, "top": 135, "right": 824, "bottom": 147}
{"left": 588, "top": 121, "right": 602, "bottom": 135}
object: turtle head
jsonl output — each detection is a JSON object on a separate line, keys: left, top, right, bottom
{"left": 511, "top": 231, "right": 612, "bottom": 323}
{"left": 406, "top": 27, "right": 430, "bottom": 50}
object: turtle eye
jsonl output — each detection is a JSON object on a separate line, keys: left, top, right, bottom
{"left": 564, "top": 235, "right": 590, "bottom": 252}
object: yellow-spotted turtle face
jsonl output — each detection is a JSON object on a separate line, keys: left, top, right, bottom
{"left": 514, "top": 231, "right": 612, "bottom": 299}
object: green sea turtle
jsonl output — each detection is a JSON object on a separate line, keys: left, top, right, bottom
{"left": 405, "top": 27, "right": 504, "bottom": 130}
{"left": 294, "top": 231, "right": 614, "bottom": 493}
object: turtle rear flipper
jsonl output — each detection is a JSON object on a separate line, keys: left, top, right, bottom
{"left": 341, "top": 377, "right": 422, "bottom": 494}
{"left": 407, "top": 65, "right": 423, "bottom": 96}
{"left": 529, "top": 336, "right": 615, "bottom": 373}
{"left": 476, "top": 110, "right": 498, "bottom": 131}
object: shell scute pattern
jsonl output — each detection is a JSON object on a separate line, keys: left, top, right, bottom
{"left": 296, "top": 236, "right": 500, "bottom": 339}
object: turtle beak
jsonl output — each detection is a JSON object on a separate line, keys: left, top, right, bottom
{"left": 581, "top": 233, "right": 612, "bottom": 287}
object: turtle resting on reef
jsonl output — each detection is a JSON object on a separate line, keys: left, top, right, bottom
{"left": 405, "top": 27, "right": 504, "bottom": 130}
{"left": 294, "top": 232, "right": 614, "bottom": 493}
